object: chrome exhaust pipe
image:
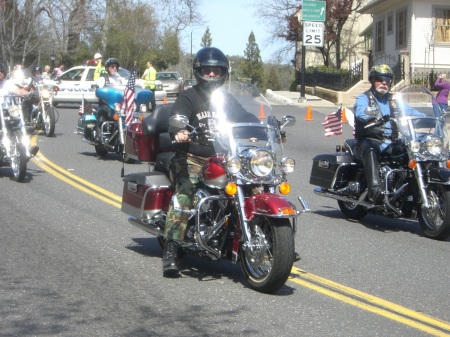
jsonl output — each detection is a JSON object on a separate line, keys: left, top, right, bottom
{"left": 127, "top": 217, "right": 163, "bottom": 237}
{"left": 313, "top": 186, "right": 375, "bottom": 208}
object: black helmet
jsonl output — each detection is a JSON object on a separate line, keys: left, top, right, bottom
{"left": 104, "top": 58, "right": 120, "bottom": 70}
{"left": 368, "top": 64, "right": 394, "bottom": 84}
{"left": 193, "top": 47, "right": 229, "bottom": 91}
{"left": 32, "top": 65, "right": 43, "bottom": 76}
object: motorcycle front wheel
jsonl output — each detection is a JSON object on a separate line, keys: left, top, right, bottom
{"left": 418, "top": 184, "right": 450, "bottom": 240}
{"left": 240, "top": 216, "right": 294, "bottom": 293}
{"left": 11, "top": 130, "right": 27, "bottom": 182}
{"left": 43, "top": 106, "right": 56, "bottom": 137}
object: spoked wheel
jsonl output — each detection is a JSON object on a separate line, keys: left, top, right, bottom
{"left": 240, "top": 216, "right": 294, "bottom": 293}
{"left": 10, "top": 130, "right": 27, "bottom": 182}
{"left": 418, "top": 184, "right": 450, "bottom": 240}
{"left": 337, "top": 200, "right": 367, "bottom": 219}
{"left": 43, "top": 106, "right": 56, "bottom": 137}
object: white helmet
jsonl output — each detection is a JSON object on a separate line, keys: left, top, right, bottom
{"left": 94, "top": 53, "right": 102, "bottom": 60}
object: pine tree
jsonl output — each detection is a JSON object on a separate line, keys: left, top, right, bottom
{"left": 200, "top": 27, "right": 212, "bottom": 48}
{"left": 239, "top": 31, "right": 264, "bottom": 88}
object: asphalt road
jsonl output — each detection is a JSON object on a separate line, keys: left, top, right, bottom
{"left": 1, "top": 98, "right": 450, "bottom": 337}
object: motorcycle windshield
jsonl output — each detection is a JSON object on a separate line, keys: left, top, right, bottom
{"left": 394, "top": 85, "right": 449, "bottom": 160}
{"left": 207, "top": 82, "right": 286, "bottom": 181}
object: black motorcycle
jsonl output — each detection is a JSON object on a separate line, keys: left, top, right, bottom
{"left": 310, "top": 85, "right": 450, "bottom": 240}
{"left": 25, "top": 81, "right": 59, "bottom": 137}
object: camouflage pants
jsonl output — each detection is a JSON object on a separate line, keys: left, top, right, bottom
{"left": 164, "top": 152, "right": 207, "bottom": 241}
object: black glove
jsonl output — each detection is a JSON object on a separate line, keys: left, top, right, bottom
{"left": 382, "top": 114, "right": 390, "bottom": 123}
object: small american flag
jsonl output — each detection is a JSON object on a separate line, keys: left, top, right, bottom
{"left": 79, "top": 98, "right": 95, "bottom": 115}
{"left": 121, "top": 66, "right": 137, "bottom": 126}
{"left": 322, "top": 108, "right": 343, "bottom": 137}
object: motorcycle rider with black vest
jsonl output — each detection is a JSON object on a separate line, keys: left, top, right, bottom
{"left": 161, "top": 47, "right": 265, "bottom": 276}
{"left": 354, "top": 64, "right": 424, "bottom": 203}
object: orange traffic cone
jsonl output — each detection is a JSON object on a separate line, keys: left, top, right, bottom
{"left": 305, "top": 105, "right": 313, "bottom": 121}
{"left": 341, "top": 107, "right": 348, "bottom": 123}
{"left": 259, "top": 104, "right": 265, "bottom": 119}
{"left": 163, "top": 97, "right": 167, "bottom": 105}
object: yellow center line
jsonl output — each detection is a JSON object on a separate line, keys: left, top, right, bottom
{"left": 290, "top": 267, "right": 450, "bottom": 336}
{"left": 32, "top": 136, "right": 450, "bottom": 336}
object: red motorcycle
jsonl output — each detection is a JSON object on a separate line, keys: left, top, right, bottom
{"left": 121, "top": 82, "right": 308, "bottom": 293}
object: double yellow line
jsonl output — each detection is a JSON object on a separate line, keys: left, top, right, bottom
{"left": 290, "top": 267, "right": 450, "bottom": 336}
{"left": 32, "top": 136, "right": 450, "bottom": 336}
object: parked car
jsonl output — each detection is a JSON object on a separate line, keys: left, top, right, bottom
{"left": 52, "top": 66, "right": 166, "bottom": 106}
{"left": 156, "top": 71, "right": 184, "bottom": 96}
{"left": 183, "top": 79, "right": 197, "bottom": 90}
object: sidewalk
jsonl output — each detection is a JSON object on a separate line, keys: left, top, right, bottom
{"left": 267, "top": 90, "right": 338, "bottom": 108}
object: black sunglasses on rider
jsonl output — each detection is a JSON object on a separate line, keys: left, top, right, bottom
{"left": 374, "top": 75, "right": 392, "bottom": 83}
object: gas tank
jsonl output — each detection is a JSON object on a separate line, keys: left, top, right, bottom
{"left": 202, "top": 155, "right": 227, "bottom": 189}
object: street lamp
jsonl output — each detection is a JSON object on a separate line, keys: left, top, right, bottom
{"left": 50, "top": 54, "right": 56, "bottom": 71}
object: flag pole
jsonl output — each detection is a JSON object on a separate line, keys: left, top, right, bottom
{"left": 340, "top": 104, "right": 343, "bottom": 153}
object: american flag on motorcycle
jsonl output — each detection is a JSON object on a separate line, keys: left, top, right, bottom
{"left": 121, "top": 66, "right": 137, "bottom": 126}
{"left": 78, "top": 98, "right": 95, "bottom": 115}
{"left": 322, "top": 107, "right": 342, "bottom": 136}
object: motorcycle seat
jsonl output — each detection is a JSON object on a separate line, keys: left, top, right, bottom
{"left": 142, "top": 103, "right": 173, "bottom": 136}
{"left": 342, "top": 139, "right": 361, "bottom": 162}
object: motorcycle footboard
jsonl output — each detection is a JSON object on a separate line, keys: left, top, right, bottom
{"left": 121, "top": 172, "right": 174, "bottom": 221}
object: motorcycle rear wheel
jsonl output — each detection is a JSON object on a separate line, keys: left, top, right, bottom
{"left": 337, "top": 200, "right": 367, "bottom": 219}
{"left": 43, "top": 106, "right": 56, "bottom": 137}
{"left": 240, "top": 216, "right": 294, "bottom": 293}
{"left": 418, "top": 184, "right": 450, "bottom": 240}
{"left": 11, "top": 130, "right": 27, "bottom": 182}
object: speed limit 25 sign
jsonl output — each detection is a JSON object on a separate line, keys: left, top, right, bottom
{"left": 303, "top": 21, "right": 324, "bottom": 47}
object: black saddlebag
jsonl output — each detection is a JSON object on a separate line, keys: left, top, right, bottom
{"left": 310, "top": 153, "right": 354, "bottom": 189}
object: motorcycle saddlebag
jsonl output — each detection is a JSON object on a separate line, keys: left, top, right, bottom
{"left": 125, "top": 121, "right": 156, "bottom": 162}
{"left": 309, "top": 153, "right": 354, "bottom": 189}
{"left": 121, "top": 172, "right": 174, "bottom": 221}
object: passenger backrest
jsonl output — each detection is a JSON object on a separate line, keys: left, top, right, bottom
{"left": 141, "top": 103, "right": 173, "bottom": 135}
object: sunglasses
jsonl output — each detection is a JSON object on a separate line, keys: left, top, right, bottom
{"left": 201, "top": 67, "right": 223, "bottom": 76}
{"left": 108, "top": 65, "right": 118, "bottom": 69}
{"left": 374, "top": 75, "right": 392, "bottom": 83}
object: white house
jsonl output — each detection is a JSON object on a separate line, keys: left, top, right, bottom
{"left": 359, "top": 0, "right": 450, "bottom": 77}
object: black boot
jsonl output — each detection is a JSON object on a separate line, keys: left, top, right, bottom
{"left": 362, "top": 149, "right": 383, "bottom": 203}
{"left": 163, "top": 240, "right": 180, "bottom": 277}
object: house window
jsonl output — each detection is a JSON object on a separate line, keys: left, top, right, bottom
{"left": 435, "top": 8, "right": 450, "bottom": 43}
{"left": 396, "top": 8, "right": 407, "bottom": 48}
{"left": 387, "top": 13, "right": 393, "bottom": 35}
{"left": 375, "top": 19, "right": 385, "bottom": 52}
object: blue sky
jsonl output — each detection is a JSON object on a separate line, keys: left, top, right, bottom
{"left": 182, "top": 1, "right": 278, "bottom": 62}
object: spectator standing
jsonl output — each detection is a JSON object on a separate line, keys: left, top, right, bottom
{"left": 53, "top": 63, "right": 65, "bottom": 78}
{"left": 435, "top": 74, "right": 450, "bottom": 112}
{"left": 93, "top": 53, "right": 104, "bottom": 80}
{"left": 42, "top": 65, "right": 51, "bottom": 80}
{"left": 141, "top": 61, "right": 157, "bottom": 110}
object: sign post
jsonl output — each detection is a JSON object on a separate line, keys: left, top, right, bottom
{"left": 299, "top": 0, "right": 326, "bottom": 100}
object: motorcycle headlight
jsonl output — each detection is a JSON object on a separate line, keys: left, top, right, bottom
{"left": 41, "top": 88, "right": 50, "bottom": 100}
{"left": 425, "top": 136, "right": 442, "bottom": 156}
{"left": 114, "top": 103, "right": 121, "bottom": 113}
{"left": 280, "top": 157, "right": 295, "bottom": 174}
{"left": 139, "top": 104, "right": 147, "bottom": 113}
{"left": 250, "top": 150, "right": 273, "bottom": 177}
{"left": 226, "top": 156, "right": 241, "bottom": 175}
{"left": 409, "top": 140, "right": 420, "bottom": 153}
